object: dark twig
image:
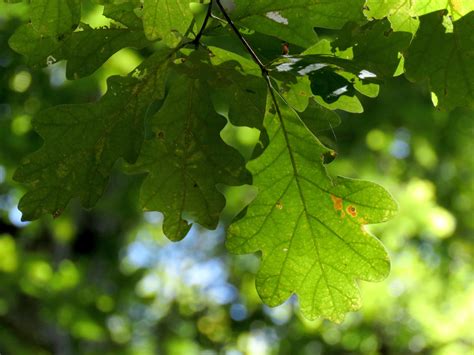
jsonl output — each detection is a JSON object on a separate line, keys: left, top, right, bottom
{"left": 215, "top": 0, "right": 268, "bottom": 75}
{"left": 213, "top": 0, "right": 305, "bottom": 158}
{"left": 192, "top": 0, "right": 213, "bottom": 45}
{"left": 204, "top": 0, "right": 334, "bottom": 173}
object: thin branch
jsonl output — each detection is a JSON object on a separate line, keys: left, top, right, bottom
{"left": 192, "top": 0, "right": 214, "bottom": 45}
{"left": 214, "top": 0, "right": 285, "bottom": 133}
{"left": 214, "top": 0, "right": 268, "bottom": 75}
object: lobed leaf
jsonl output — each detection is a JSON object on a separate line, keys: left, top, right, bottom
{"left": 131, "top": 53, "right": 251, "bottom": 241}
{"left": 365, "top": 0, "right": 474, "bottom": 32}
{"left": 143, "top": 0, "right": 195, "bottom": 45}
{"left": 103, "top": 1, "right": 144, "bottom": 30}
{"left": 207, "top": 46, "right": 267, "bottom": 129}
{"left": 298, "top": 98, "right": 341, "bottom": 138}
{"left": 30, "top": 0, "right": 81, "bottom": 36}
{"left": 230, "top": 0, "right": 366, "bottom": 46}
{"left": 9, "top": 24, "right": 151, "bottom": 79}
{"left": 14, "top": 49, "right": 173, "bottom": 220}
{"left": 227, "top": 94, "right": 397, "bottom": 322}
{"left": 404, "top": 11, "right": 474, "bottom": 110}
{"left": 332, "top": 20, "right": 412, "bottom": 78}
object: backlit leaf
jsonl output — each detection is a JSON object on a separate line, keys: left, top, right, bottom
{"left": 131, "top": 53, "right": 251, "bottom": 241}
{"left": 332, "top": 20, "right": 411, "bottom": 78}
{"left": 9, "top": 24, "right": 151, "bottom": 79}
{"left": 14, "top": 49, "right": 173, "bottom": 220}
{"left": 143, "top": 0, "right": 194, "bottom": 45}
{"left": 208, "top": 46, "right": 266, "bottom": 128}
{"left": 30, "top": 0, "right": 81, "bottom": 36}
{"left": 103, "top": 1, "right": 144, "bottom": 29}
{"left": 231, "top": 0, "right": 366, "bottom": 46}
{"left": 227, "top": 94, "right": 397, "bottom": 321}
{"left": 404, "top": 11, "right": 474, "bottom": 110}
{"left": 365, "top": 0, "right": 474, "bottom": 32}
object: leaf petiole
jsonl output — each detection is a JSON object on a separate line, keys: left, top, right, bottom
{"left": 192, "top": 0, "right": 214, "bottom": 45}
{"left": 214, "top": 0, "right": 268, "bottom": 76}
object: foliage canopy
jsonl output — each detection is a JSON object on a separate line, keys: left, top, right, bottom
{"left": 4, "top": 0, "right": 474, "bottom": 322}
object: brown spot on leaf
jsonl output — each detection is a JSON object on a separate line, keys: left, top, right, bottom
{"left": 347, "top": 205, "right": 357, "bottom": 217}
{"left": 330, "top": 195, "right": 343, "bottom": 211}
{"left": 276, "top": 201, "right": 283, "bottom": 210}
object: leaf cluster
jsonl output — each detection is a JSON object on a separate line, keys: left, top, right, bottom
{"left": 4, "top": 0, "right": 474, "bottom": 321}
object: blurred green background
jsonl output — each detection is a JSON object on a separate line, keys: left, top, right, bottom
{"left": 0, "top": 3, "right": 473, "bottom": 355}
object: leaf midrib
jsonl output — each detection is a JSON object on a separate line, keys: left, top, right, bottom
{"left": 270, "top": 91, "right": 336, "bottom": 309}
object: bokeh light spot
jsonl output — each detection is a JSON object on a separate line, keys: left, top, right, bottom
{"left": 10, "top": 70, "right": 32, "bottom": 93}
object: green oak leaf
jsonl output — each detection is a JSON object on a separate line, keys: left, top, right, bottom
{"left": 131, "top": 56, "right": 251, "bottom": 241}
{"left": 309, "top": 68, "right": 356, "bottom": 104}
{"left": 271, "top": 25, "right": 404, "bottom": 114}
{"left": 103, "top": 1, "right": 144, "bottom": 30}
{"left": 315, "top": 95, "right": 364, "bottom": 113}
{"left": 404, "top": 11, "right": 474, "bottom": 110}
{"left": 364, "top": 0, "right": 474, "bottom": 32}
{"left": 230, "top": 0, "right": 366, "bottom": 47}
{"left": 143, "top": 0, "right": 194, "bottom": 45}
{"left": 9, "top": 24, "right": 151, "bottom": 79}
{"left": 30, "top": 0, "right": 81, "bottom": 36}
{"left": 364, "top": 0, "right": 420, "bottom": 33}
{"left": 227, "top": 93, "right": 397, "bottom": 322}
{"left": 8, "top": 24, "right": 62, "bottom": 67}
{"left": 270, "top": 54, "right": 374, "bottom": 114}
{"left": 332, "top": 20, "right": 412, "bottom": 78}
{"left": 283, "top": 39, "right": 380, "bottom": 98}
{"left": 208, "top": 46, "right": 267, "bottom": 129}
{"left": 64, "top": 27, "right": 151, "bottom": 79}
{"left": 299, "top": 98, "right": 341, "bottom": 137}
{"left": 278, "top": 76, "right": 314, "bottom": 112}
{"left": 14, "top": 49, "right": 173, "bottom": 220}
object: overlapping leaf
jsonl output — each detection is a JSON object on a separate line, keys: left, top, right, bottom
{"left": 30, "top": 0, "right": 81, "bottom": 36}
{"left": 103, "top": 1, "right": 144, "bottom": 30}
{"left": 229, "top": 0, "right": 366, "bottom": 46}
{"left": 271, "top": 59, "right": 370, "bottom": 112}
{"left": 404, "top": 11, "right": 474, "bottom": 110}
{"left": 332, "top": 20, "right": 411, "bottom": 78}
{"left": 143, "top": 0, "right": 195, "bottom": 45}
{"left": 270, "top": 20, "right": 409, "bottom": 115}
{"left": 298, "top": 98, "right": 341, "bottom": 138}
{"left": 227, "top": 94, "right": 397, "bottom": 321}
{"left": 9, "top": 24, "right": 151, "bottom": 79}
{"left": 14, "top": 49, "right": 173, "bottom": 220}
{"left": 131, "top": 54, "right": 250, "bottom": 241}
{"left": 365, "top": 0, "right": 474, "bottom": 32}
{"left": 207, "top": 46, "right": 266, "bottom": 128}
